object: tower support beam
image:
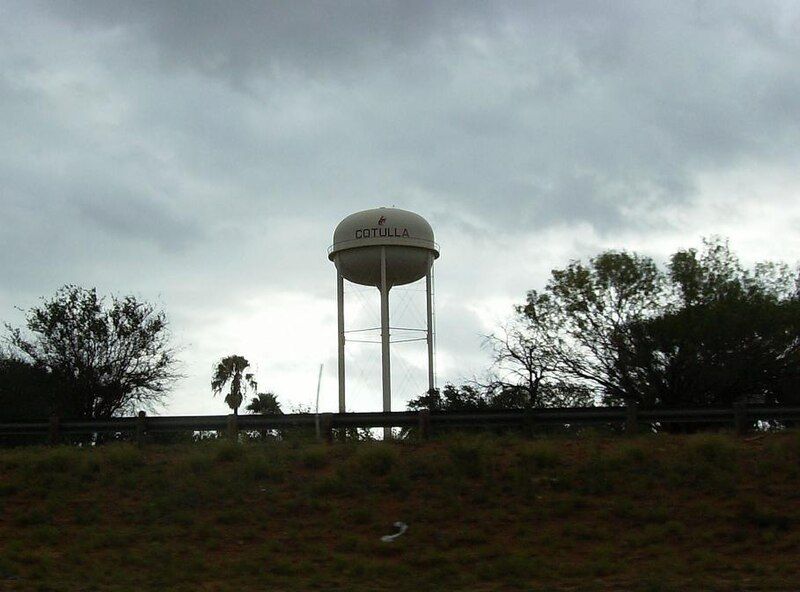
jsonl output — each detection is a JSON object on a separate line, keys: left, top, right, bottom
{"left": 380, "top": 247, "right": 391, "bottom": 439}
{"left": 337, "top": 272, "right": 346, "bottom": 413}
{"left": 426, "top": 254, "right": 435, "bottom": 394}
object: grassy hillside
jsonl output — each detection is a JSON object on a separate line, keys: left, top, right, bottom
{"left": 1, "top": 431, "right": 799, "bottom": 591}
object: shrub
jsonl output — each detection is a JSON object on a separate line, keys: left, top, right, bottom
{"left": 446, "top": 436, "right": 492, "bottom": 479}
{"left": 33, "top": 447, "right": 81, "bottom": 473}
{"left": 685, "top": 434, "right": 737, "bottom": 465}
{"left": 571, "top": 449, "right": 616, "bottom": 495}
{"left": 517, "top": 441, "right": 562, "bottom": 470}
{"left": 15, "top": 508, "right": 52, "bottom": 527}
{"left": 186, "top": 451, "right": 214, "bottom": 474}
{"left": 214, "top": 441, "right": 244, "bottom": 462}
{"left": 406, "top": 450, "right": 446, "bottom": 481}
{"left": 101, "top": 444, "right": 143, "bottom": 470}
{"left": 477, "top": 554, "right": 538, "bottom": 581}
{"left": 668, "top": 434, "right": 738, "bottom": 491}
{"left": 739, "top": 499, "right": 793, "bottom": 532}
{"left": 301, "top": 446, "right": 329, "bottom": 470}
{"left": 311, "top": 474, "right": 347, "bottom": 496}
{"left": 242, "top": 453, "right": 285, "bottom": 482}
{"left": 0, "top": 482, "right": 19, "bottom": 497}
{"left": 351, "top": 445, "right": 398, "bottom": 477}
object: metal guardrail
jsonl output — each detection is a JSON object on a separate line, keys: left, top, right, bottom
{"left": 2, "top": 404, "right": 800, "bottom": 444}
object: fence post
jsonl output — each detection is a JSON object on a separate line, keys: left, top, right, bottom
{"left": 626, "top": 402, "right": 639, "bottom": 435}
{"left": 136, "top": 411, "right": 147, "bottom": 447}
{"left": 48, "top": 415, "right": 60, "bottom": 445}
{"left": 418, "top": 409, "right": 431, "bottom": 441}
{"left": 734, "top": 402, "right": 748, "bottom": 435}
{"left": 227, "top": 414, "right": 239, "bottom": 441}
{"left": 321, "top": 413, "right": 333, "bottom": 444}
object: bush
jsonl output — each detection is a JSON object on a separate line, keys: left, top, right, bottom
{"left": 667, "top": 434, "right": 738, "bottom": 491}
{"left": 101, "top": 444, "right": 143, "bottom": 470}
{"left": 571, "top": 448, "right": 617, "bottom": 495}
{"left": 739, "top": 499, "right": 793, "bottom": 532}
{"left": 214, "top": 441, "right": 244, "bottom": 462}
{"left": 242, "top": 453, "right": 285, "bottom": 482}
{"left": 311, "top": 474, "right": 346, "bottom": 496}
{"left": 33, "top": 447, "right": 81, "bottom": 473}
{"left": 351, "top": 445, "right": 398, "bottom": 477}
{"left": 517, "top": 441, "right": 562, "bottom": 470}
{"left": 301, "top": 446, "right": 329, "bottom": 470}
{"left": 685, "top": 434, "right": 737, "bottom": 465}
{"left": 186, "top": 451, "right": 214, "bottom": 474}
{"left": 446, "top": 436, "right": 492, "bottom": 479}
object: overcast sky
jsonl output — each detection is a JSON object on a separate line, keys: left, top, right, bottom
{"left": 2, "top": 1, "right": 800, "bottom": 415}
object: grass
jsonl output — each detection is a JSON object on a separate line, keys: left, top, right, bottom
{"left": 1, "top": 431, "right": 800, "bottom": 590}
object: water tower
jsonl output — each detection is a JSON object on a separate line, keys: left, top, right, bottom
{"left": 328, "top": 207, "right": 439, "bottom": 419}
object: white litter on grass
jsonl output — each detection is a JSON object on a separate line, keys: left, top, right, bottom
{"left": 380, "top": 522, "right": 408, "bottom": 543}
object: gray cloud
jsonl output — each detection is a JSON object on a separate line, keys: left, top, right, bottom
{"left": 37, "top": 1, "right": 800, "bottom": 231}
{"left": 2, "top": 1, "right": 800, "bottom": 412}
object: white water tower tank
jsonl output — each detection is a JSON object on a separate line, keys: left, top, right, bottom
{"left": 328, "top": 207, "right": 439, "bottom": 286}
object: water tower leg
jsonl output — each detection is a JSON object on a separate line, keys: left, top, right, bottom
{"left": 337, "top": 272, "right": 346, "bottom": 413}
{"left": 380, "top": 247, "right": 392, "bottom": 439}
{"left": 426, "top": 257, "right": 435, "bottom": 394}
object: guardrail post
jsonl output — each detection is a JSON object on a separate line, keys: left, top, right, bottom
{"left": 227, "top": 414, "right": 239, "bottom": 441}
{"left": 136, "top": 411, "right": 147, "bottom": 446}
{"left": 321, "top": 413, "right": 333, "bottom": 444}
{"left": 418, "top": 409, "right": 431, "bottom": 440}
{"left": 734, "top": 402, "right": 748, "bottom": 435}
{"left": 48, "top": 415, "right": 60, "bottom": 445}
{"left": 626, "top": 402, "right": 639, "bottom": 435}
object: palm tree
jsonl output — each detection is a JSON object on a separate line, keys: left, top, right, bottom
{"left": 246, "top": 392, "right": 282, "bottom": 439}
{"left": 211, "top": 355, "right": 256, "bottom": 415}
{"left": 245, "top": 392, "right": 282, "bottom": 415}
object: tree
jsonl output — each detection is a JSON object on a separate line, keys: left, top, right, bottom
{"left": 244, "top": 391, "right": 282, "bottom": 440}
{"left": 485, "top": 320, "right": 555, "bottom": 407}
{"left": 484, "top": 297, "right": 592, "bottom": 408}
{"left": 211, "top": 355, "right": 256, "bottom": 415}
{"left": 408, "top": 383, "right": 489, "bottom": 412}
{"left": 0, "top": 354, "right": 63, "bottom": 447}
{"left": 532, "top": 250, "right": 665, "bottom": 405}
{"left": 4, "top": 285, "right": 179, "bottom": 419}
{"left": 0, "top": 354, "right": 56, "bottom": 421}
{"left": 516, "top": 238, "right": 800, "bottom": 410}
{"left": 625, "top": 242, "right": 800, "bottom": 408}
{"left": 408, "top": 382, "right": 529, "bottom": 412}
{"left": 245, "top": 392, "right": 282, "bottom": 415}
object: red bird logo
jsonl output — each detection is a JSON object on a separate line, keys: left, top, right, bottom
{"left": 378, "top": 216, "right": 386, "bottom": 226}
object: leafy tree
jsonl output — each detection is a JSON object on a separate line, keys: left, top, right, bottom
{"left": 0, "top": 354, "right": 59, "bottom": 427}
{"left": 408, "top": 383, "right": 502, "bottom": 412}
{"left": 486, "top": 381, "right": 594, "bottom": 409}
{"left": 484, "top": 302, "right": 593, "bottom": 408}
{"left": 245, "top": 392, "right": 282, "bottom": 415}
{"left": 525, "top": 250, "right": 664, "bottom": 405}
{"left": 517, "top": 238, "right": 800, "bottom": 409}
{"left": 408, "top": 381, "right": 594, "bottom": 414}
{"left": 4, "top": 285, "right": 178, "bottom": 419}
{"left": 0, "top": 355, "right": 58, "bottom": 444}
{"left": 626, "top": 242, "right": 800, "bottom": 408}
{"left": 244, "top": 391, "right": 282, "bottom": 440}
{"left": 211, "top": 355, "right": 256, "bottom": 415}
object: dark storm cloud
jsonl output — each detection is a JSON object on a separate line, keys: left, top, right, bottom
{"left": 47, "top": 1, "right": 499, "bottom": 81}
{"left": 41, "top": 0, "right": 800, "bottom": 232}
{"left": 5, "top": 0, "right": 800, "bottom": 254}
{"left": 3, "top": 1, "right": 800, "bottom": 411}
